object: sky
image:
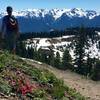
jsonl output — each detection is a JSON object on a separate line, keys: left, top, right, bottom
{"left": 0, "top": 0, "right": 100, "bottom": 12}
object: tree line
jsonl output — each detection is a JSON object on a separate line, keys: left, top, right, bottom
{"left": 18, "top": 27, "right": 99, "bottom": 41}
{"left": 16, "top": 26, "right": 100, "bottom": 81}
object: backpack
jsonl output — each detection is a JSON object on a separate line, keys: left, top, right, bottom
{"left": 6, "top": 16, "right": 18, "bottom": 32}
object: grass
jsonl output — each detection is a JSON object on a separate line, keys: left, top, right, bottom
{"left": 0, "top": 50, "right": 86, "bottom": 99}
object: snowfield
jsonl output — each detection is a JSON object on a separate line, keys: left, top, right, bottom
{"left": 26, "top": 33, "right": 100, "bottom": 60}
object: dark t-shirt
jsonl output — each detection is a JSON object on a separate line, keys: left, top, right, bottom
{"left": 2, "top": 15, "right": 18, "bottom": 34}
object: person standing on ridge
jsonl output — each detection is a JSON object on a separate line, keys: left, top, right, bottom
{"left": 1, "top": 6, "right": 19, "bottom": 54}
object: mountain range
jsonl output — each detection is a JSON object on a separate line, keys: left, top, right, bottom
{"left": 0, "top": 8, "right": 100, "bottom": 32}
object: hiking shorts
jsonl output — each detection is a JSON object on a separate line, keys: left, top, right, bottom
{"left": 4, "top": 32, "right": 17, "bottom": 51}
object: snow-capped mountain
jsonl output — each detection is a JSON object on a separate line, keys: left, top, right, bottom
{"left": 0, "top": 8, "right": 100, "bottom": 32}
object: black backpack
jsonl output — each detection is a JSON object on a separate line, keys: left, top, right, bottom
{"left": 6, "top": 16, "right": 18, "bottom": 32}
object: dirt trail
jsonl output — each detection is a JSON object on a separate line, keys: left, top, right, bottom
{"left": 24, "top": 59, "right": 100, "bottom": 100}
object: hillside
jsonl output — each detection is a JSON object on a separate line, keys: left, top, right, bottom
{"left": 24, "top": 58, "right": 100, "bottom": 100}
{"left": 0, "top": 50, "right": 85, "bottom": 100}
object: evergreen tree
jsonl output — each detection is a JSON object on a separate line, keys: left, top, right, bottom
{"left": 74, "top": 26, "right": 89, "bottom": 74}
{"left": 91, "top": 59, "right": 100, "bottom": 81}
{"left": 54, "top": 52, "right": 61, "bottom": 68}
{"left": 62, "top": 48, "right": 72, "bottom": 70}
{"left": 16, "top": 41, "right": 27, "bottom": 58}
{"left": 86, "top": 53, "right": 93, "bottom": 76}
{"left": 27, "top": 46, "right": 34, "bottom": 59}
{"left": 50, "top": 55, "right": 55, "bottom": 67}
{"left": 38, "top": 48, "right": 47, "bottom": 63}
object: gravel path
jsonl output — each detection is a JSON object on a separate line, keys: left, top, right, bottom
{"left": 24, "top": 59, "right": 100, "bottom": 100}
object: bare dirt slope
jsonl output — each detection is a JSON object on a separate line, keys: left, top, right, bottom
{"left": 24, "top": 59, "right": 100, "bottom": 100}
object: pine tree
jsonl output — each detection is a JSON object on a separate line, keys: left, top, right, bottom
{"left": 27, "top": 46, "right": 34, "bottom": 59}
{"left": 62, "top": 48, "right": 72, "bottom": 70}
{"left": 91, "top": 59, "right": 100, "bottom": 81}
{"left": 54, "top": 52, "right": 61, "bottom": 68}
{"left": 48, "top": 49, "right": 55, "bottom": 66}
{"left": 38, "top": 48, "right": 47, "bottom": 63}
{"left": 86, "top": 53, "right": 93, "bottom": 76}
{"left": 74, "top": 26, "right": 89, "bottom": 74}
{"left": 16, "top": 41, "right": 27, "bottom": 58}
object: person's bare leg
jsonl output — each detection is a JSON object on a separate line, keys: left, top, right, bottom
{"left": 12, "top": 48, "right": 16, "bottom": 55}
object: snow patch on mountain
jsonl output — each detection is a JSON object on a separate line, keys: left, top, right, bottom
{"left": 0, "top": 8, "right": 100, "bottom": 32}
{"left": 1, "top": 8, "right": 99, "bottom": 19}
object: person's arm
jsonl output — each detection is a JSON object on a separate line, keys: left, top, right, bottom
{"left": 1, "top": 17, "right": 5, "bottom": 39}
{"left": 16, "top": 19, "right": 20, "bottom": 38}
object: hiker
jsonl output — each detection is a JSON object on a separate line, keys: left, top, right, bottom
{"left": 1, "top": 6, "right": 19, "bottom": 54}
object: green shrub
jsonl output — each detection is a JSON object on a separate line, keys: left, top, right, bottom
{"left": 0, "top": 77, "right": 12, "bottom": 95}
{"left": 33, "top": 89, "right": 46, "bottom": 98}
{"left": 50, "top": 79, "right": 65, "bottom": 99}
{"left": 64, "top": 86, "right": 85, "bottom": 100}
